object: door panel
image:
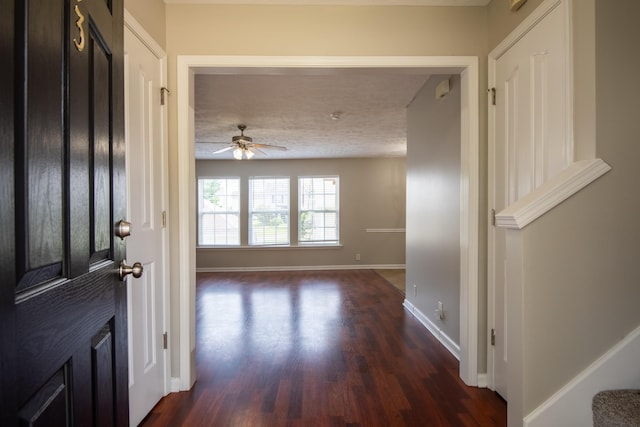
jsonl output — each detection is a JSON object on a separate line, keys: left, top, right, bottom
{"left": 17, "top": 367, "right": 69, "bottom": 427}
{"left": 1, "top": 0, "right": 127, "bottom": 425}
{"left": 93, "top": 324, "right": 116, "bottom": 427}
{"left": 92, "top": 36, "right": 114, "bottom": 257}
{"left": 498, "top": 2, "right": 569, "bottom": 204}
{"left": 19, "top": 0, "right": 65, "bottom": 290}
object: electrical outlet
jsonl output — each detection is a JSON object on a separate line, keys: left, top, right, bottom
{"left": 355, "top": 253, "right": 361, "bottom": 261}
{"left": 413, "top": 284, "right": 417, "bottom": 297}
{"left": 437, "top": 301, "right": 445, "bottom": 320}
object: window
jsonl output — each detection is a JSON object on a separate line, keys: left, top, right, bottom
{"left": 198, "top": 178, "right": 240, "bottom": 245}
{"left": 249, "top": 177, "right": 290, "bottom": 245}
{"left": 299, "top": 176, "right": 339, "bottom": 244}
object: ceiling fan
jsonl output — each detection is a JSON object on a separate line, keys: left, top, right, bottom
{"left": 211, "top": 125, "right": 287, "bottom": 159}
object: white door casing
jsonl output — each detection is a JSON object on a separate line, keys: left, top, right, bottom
{"left": 124, "top": 12, "right": 170, "bottom": 426}
{"left": 488, "top": 0, "right": 573, "bottom": 402}
{"left": 175, "top": 55, "right": 480, "bottom": 390}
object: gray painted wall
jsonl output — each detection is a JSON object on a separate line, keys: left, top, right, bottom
{"left": 406, "top": 75, "right": 461, "bottom": 344}
{"left": 519, "top": 0, "right": 640, "bottom": 414}
{"left": 196, "top": 158, "right": 406, "bottom": 269}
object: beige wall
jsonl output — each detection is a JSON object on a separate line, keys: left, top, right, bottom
{"left": 166, "top": 5, "right": 488, "bottom": 56}
{"left": 124, "top": 0, "right": 166, "bottom": 48}
{"left": 406, "top": 75, "right": 462, "bottom": 344}
{"left": 487, "top": 0, "right": 545, "bottom": 49}
{"left": 196, "top": 158, "right": 406, "bottom": 269}
{"left": 572, "top": 0, "right": 597, "bottom": 160}
{"left": 165, "top": 4, "right": 490, "bottom": 379}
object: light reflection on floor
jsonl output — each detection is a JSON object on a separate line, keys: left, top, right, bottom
{"left": 299, "top": 287, "right": 340, "bottom": 353}
{"left": 250, "top": 289, "right": 294, "bottom": 360}
{"left": 198, "top": 292, "right": 244, "bottom": 361}
{"left": 197, "top": 280, "right": 342, "bottom": 372}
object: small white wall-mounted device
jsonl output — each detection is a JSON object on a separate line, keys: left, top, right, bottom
{"left": 435, "top": 79, "right": 450, "bottom": 99}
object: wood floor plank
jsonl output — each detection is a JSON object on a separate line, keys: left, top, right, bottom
{"left": 140, "top": 270, "right": 506, "bottom": 426}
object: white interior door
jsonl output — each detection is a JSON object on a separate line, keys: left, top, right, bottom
{"left": 489, "top": 1, "right": 570, "bottom": 401}
{"left": 124, "top": 24, "right": 169, "bottom": 426}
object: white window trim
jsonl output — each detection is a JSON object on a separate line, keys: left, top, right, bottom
{"left": 298, "top": 175, "right": 340, "bottom": 244}
{"left": 248, "top": 176, "right": 291, "bottom": 246}
{"left": 197, "top": 176, "right": 241, "bottom": 246}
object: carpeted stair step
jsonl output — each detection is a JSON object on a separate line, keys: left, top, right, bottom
{"left": 593, "top": 389, "right": 640, "bottom": 427}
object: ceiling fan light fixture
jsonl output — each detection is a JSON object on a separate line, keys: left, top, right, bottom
{"left": 329, "top": 111, "right": 342, "bottom": 120}
{"left": 214, "top": 124, "right": 286, "bottom": 159}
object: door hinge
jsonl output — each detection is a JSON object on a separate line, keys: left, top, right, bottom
{"left": 160, "top": 87, "right": 170, "bottom": 106}
{"left": 163, "top": 332, "right": 168, "bottom": 350}
{"left": 491, "top": 328, "right": 496, "bottom": 346}
{"left": 489, "top": 87, "right": 496, "bottom": 106}
{"left": 491, "top": 208, "right": 496, "bottom": 226}
{"left": 162, "top": 210, "right": 167, "bottom": 228}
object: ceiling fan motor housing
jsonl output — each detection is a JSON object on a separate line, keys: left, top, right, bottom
{"left": 232, "top": 134, "right": 252, "bottom": 144}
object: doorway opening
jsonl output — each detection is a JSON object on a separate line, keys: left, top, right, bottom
{"left": 175, "top": 56, "right": 480, "bottom": 390}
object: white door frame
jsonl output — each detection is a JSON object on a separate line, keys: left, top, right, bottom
{"left": 124, "top": 9, "right": 171, "bottom": 395}
{"left": 175, "top": 55, "right": 480, "bottom": 389}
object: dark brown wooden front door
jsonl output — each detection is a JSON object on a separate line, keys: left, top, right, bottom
{"left": 1, "top": 0, "right": 128, "bottom": 425}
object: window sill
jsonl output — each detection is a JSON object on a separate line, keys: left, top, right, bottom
{"left": 197, "top": 243, "right": 343, "bottom": 251}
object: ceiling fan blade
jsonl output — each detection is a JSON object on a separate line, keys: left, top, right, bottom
{"left": 211, "top": 146, "right": 235, "bottom": 154}
{"left": 252, "top": 147, "right": 267, "bottom": 156}
{"left": 252, "top": 143, "right": 287, "bottom": 151}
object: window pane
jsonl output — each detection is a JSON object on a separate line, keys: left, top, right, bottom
{"left": 298, "top": 176, "right": 339, "bottom": 243}
{"left": 198, "top": 178, "right": 240, "bottom": 245}
{"left": 249, "top": 177, "right": 290, "bottom": 245}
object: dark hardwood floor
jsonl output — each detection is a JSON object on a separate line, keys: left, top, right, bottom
{"left": 140, "top": 270, "right": 506, "bottom": 426}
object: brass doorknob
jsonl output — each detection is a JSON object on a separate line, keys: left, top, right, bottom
{"left": 119, "top": 260, "right": 143, "bottom": 281}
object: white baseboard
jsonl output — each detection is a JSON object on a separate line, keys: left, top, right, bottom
{"left": 196, "top": 264, "right": 405, "bottom": 273}
{"left": 477, "top": 373, "right": 489, "bottom": 388}
{"left": 403, "top": 299, "right": 461, "bottom": 361}
{"left": 170, "top": 377, "right": 182, "bottom": 393}
{"left": 523, "top": 323, "right": 640, "bottom": 427}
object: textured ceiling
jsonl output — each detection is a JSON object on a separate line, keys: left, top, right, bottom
{"left": 194, "top": 71, "right": 433, "bottom": 160}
